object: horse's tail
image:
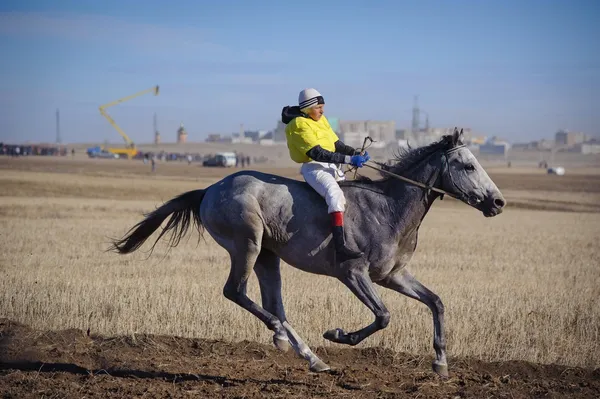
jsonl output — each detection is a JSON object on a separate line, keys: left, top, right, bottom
{"left": 109, "top": 189, "right": 206, "bottom": 255}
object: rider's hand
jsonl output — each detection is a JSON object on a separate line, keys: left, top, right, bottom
{"left": 350, "top": 154, "right": 369, "bottom": 168}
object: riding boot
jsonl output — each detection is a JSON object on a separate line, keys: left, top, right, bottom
{"left": 330, "top": 212, "right": 363, "bottom": 261}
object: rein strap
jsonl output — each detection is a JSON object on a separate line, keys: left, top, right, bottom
{"left": 362, "top": 144, "right": 467, "bottom": 201}
{"left": 363, "top": 162, "right": 455, "bottom": 199}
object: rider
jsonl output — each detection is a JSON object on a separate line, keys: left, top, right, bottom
{"left": 281, "top": 88, "right": 370, "bottom": 261}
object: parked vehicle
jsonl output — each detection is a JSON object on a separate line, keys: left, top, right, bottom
{"left": 202, "top": 152, "right": 237, "bottom": 167}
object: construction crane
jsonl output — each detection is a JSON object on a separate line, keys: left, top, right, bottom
{"left": 98, "top": 85, "right": 160, "bottom": 159}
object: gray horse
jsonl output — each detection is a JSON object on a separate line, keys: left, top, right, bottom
{"left": 111, "top": 129, "right": 505, "bottom": 377}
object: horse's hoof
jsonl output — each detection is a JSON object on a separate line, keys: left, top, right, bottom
{"left": 432, "top": 360, "right": 449, "bottom": 378}
{"left": 323, "top": 328, "right": 343, "bottom": 342}
{"left": 309, "top": 359, "right": 331, "bottom": 373}
{"left": 273, "top": 336, "right": 291, "bottom": 352}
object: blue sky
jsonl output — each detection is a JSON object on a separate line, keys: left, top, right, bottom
{"left": 0, "top": 0, "right": 598, "bottom": 144}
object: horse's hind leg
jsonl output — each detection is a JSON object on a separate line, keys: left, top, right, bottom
{"left": 377, "top": 268, "right": 448, "bottom": 378}
{"left": 251, "top": 249, "right": 290, "bottom": 352}
{"left": 254, "top": 250, "right": 330, "bottom": 372}
{"left": 222, "top": 236, "right": 288, "bottom": 349}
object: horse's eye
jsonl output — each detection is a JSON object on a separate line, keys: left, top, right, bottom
{"left": 465, "top": 164, "right": 475, "bottom": 172}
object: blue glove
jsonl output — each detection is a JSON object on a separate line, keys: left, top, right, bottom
{"left": 350, "top": 152, "right": 370, "bottom": 168}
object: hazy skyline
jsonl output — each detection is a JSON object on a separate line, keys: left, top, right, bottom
{"left": 1, "top": 0, "right": 598, "bottom": 144}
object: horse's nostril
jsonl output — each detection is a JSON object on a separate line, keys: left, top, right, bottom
{"left": 494, "top": 198, "right": 505, "bottom": 208}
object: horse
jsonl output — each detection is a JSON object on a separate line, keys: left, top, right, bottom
{"left": 110, "top": 129, "right": 506, "bottom": 378}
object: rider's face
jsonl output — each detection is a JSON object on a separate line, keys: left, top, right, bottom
{"left": 307, "top": 104, "right": 324, "bottom": 121}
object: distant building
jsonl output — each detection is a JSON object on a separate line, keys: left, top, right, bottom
{"left": 479, "top": 137, "right": 511, "bottom": 155}
{"left": 243, "top": 130, "right": 269, "bottom": 142}
{"left": 576, "top": 140, "right": 600, "bottom": 154}
{"left": 516, "top": 139, "right": 554, "bottom": 151}
{"left": 206, "top": 134, "right": 221, "bottom": 142}
{"left": 395, "top": 129, "right": 409, "bottom": 140}
{"left": 231, "top": 133, "right": 253, "bottom": 144}
{"left": 177, "top": 122, "right": 188, "bottom": 143}
{"left": 536, "top": 139, "right": 555, "bottom": 150}
{"left": 339, "top": 120, "right": 396, "bottom": 148}
{"left": 205, "top": 133, "right": 233, "bottom": 143}
{"left": 470, "top": 135, "right": 487, "bottom": 145}
{"left": 340, "top": 132, "right": 368, "bottom": 148}
{"left": 555, "top": 130, "right": 587, "bottom": 148}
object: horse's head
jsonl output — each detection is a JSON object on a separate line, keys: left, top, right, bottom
{"left": 439, "top": 129, "right": 506, "bottom": 217}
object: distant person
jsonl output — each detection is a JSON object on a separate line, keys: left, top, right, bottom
{"left": 246, "top": 155, "right": 250, "bottom": 166}
{"left": 151, "top": 155, "right": 156, "bottom": 173}
{"left": 241, "top": 155, "right": 246, "bottom": 168}
{"left": 281, "top": 88, "right": 369, "bottom": 263}
{"left": 71, "top": 148, "right": 75, "bottom": 157}
{"left": 187, "top": 154, "right": 192, "bottom": 165}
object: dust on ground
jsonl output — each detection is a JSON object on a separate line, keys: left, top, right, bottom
{"left": 1, "top": 319, "right": 598, "bottom": 398}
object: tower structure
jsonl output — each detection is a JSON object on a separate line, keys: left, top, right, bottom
{"left": 177, "top": 122, "right": 188, "bottom": 143}
{"left": 153, "top": 112, "right": 160, "bottom": 145}
{"left": 411, "top": 95, "right": 420, "bottom": 136}
{"left": 56, "top": 109, "right": 61, "bottom": 144}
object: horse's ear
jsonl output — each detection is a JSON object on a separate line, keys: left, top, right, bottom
{"left": 450, "top": 127, "right": 464, "bottom": 146}
{"left": 452, "top": 127, "right": 461, "bottom": 146}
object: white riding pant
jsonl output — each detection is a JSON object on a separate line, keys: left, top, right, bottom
{"left": 301, "top": 161, "right": 346, "bottom": 214}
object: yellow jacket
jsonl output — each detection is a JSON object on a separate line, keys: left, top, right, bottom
{"left": 285, "top": 115, "right": 339, "bottom": 163}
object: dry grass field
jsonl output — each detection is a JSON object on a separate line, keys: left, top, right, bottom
{"left": 1, "top": 155, "right": 600, "bottom": 397}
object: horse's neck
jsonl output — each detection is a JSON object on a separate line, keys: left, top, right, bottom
{"left": 386, "top": 156, "right": 440, "bottom": 236}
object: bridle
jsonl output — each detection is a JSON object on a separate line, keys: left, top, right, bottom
{"left": 360, "top": 144, "right": 482, "bottom": 205}
{"left": 440, "top": 145, "right": 482, "bottom": 205}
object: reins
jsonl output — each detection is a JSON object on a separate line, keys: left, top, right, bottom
{"left": 350, "top": 139, "right": 468, "bottom": 201}
{"left": 362, "top": 161, "right": 453, "bottom": 199}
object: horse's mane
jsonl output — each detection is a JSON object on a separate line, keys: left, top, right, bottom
{"left": 386, "top": 135, "right": 455, "bottom": 175}
{"left": 352, "top": 134, "right": 456, "bottom": 183}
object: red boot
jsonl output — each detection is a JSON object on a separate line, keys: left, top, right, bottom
{"left": 330, "top": 212, "right": 363, "bottom": 261}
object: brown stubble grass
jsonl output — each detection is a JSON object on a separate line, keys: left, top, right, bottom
{"left": 0, "top": 157, "right": 599, "bottom": 369}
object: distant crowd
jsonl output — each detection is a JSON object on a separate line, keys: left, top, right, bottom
{"left": 1, "top": 143, "right": 68, "bottom": 157}
{"left": 138, "top": 151, "right": 202, "bottom": 163}
{"left": 1, "top": 143, "right": 270, "bottom": 167}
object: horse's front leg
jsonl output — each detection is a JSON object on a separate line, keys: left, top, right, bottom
{"left": 377, "top": 268, "right": 448, "bottom": 378}
{"left": 323, "top": 268, "right": 390, "bottom": 346}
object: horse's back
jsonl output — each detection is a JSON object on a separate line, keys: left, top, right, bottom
{"left": 202, "top": 169, "right": 324, "bottom": 219}
{"left": 200, "top": 170, "right": 332, "bottom": 263}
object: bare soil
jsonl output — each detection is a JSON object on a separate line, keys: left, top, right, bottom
{"left": 1, "top": 319, "right": 598, "bottom": 398}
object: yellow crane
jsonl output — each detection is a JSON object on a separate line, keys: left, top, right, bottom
{"left": 99, "top": 85, "right": 160, "bottom": 159}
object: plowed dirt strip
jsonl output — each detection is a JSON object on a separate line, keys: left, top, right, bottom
{"left": 1, "top": 319, "right": 598, "bottom": 398}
